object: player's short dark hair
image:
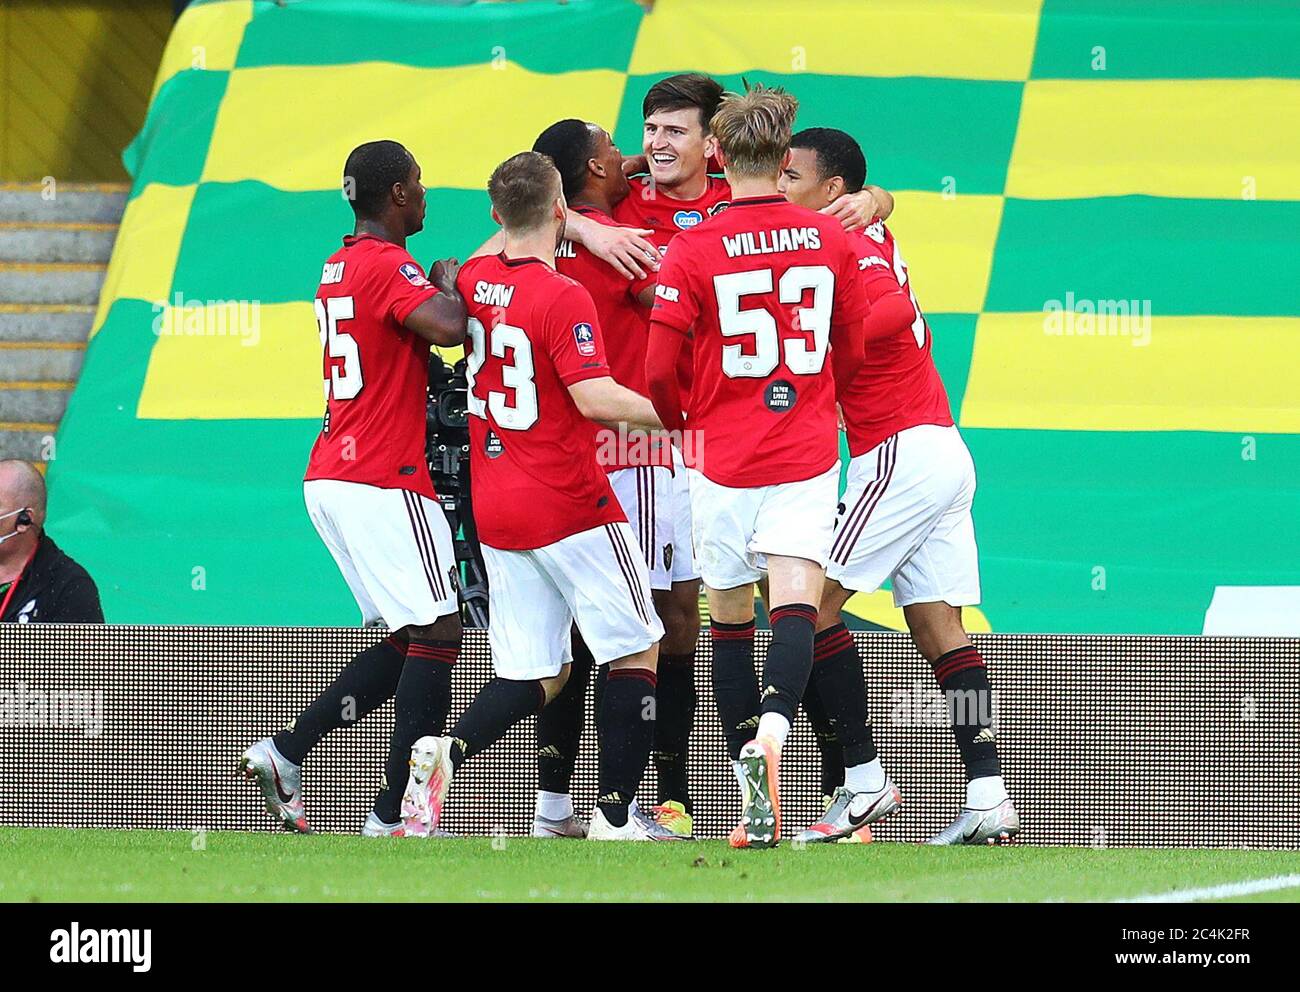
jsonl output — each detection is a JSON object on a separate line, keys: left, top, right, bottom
{"left": 643, "top": 72, "right": 725, "bottom": 133}
{"left": 343, "top": 140, "right": 415, "bottom": 216}
{"left": 532, "top": 119, "right": 598, "bottom": 201}
{"left": 790, "top": 127, "right": 867, "bottom": 194}
{"left": 488, "top": 151, "right": 562, "bottom": 232}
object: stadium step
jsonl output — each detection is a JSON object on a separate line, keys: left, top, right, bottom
{"left": 0, "top": 383, "right": 72, "bottom": 424}
{"left": 0, "top": 185, "right": 123, "bottom": 463}
{"left": 0, "top": 422, "right": 58, "bottom": 463}
{"left": 0, "top": 222, "right": 118, "bottom": 263}
{"left": 0, "top": 182, "right": 129, "bottom": 224}
{"left": 0, "top": 262, "right": 107, "bottom": 305}
{"left": 0, "top": 304, "right": 94, "bottom": 344}
{"left": 0, "top": 343, "right": 85, "bottom": 382}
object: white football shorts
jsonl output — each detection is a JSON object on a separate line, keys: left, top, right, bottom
{"left": 687, "top": 462, "right": 840, "bottom": 590}
{"left": 481, "top": 521, "right": 664, "bottom": 680}
{"left": 304, "top": 478, "right": 459, "bottom": 630}
{"left": 827, "top": 423, "right": 981, "bottom": 608}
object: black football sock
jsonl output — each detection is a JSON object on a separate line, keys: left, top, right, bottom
{"left": 812, "top": 622, "right": 877, "bottom": 767}
{"left": 535, "top": 631, "right": 594, "bottom": 796}
{"left": 596, "top": 667, "right": 658, "bottom": 828}
{"left": 372, "top": 641, "right": 459, "bottom": 823}
{"left": 710, "top": 618, "right": 758, "bottom": 760}
{"left": 652, "top": 652, "right": 696, "bottom": 811}
{"left": 932, "top": 644, "right": 1001, "bottom": 781}
{"left": 760, "top": 604, "right": 818, "bottom": 722}
{"left": 448, "top": 676, "right": 547, "bottom": 768}
{"left": 273, "top": 635, "right": 405, "bottom": 765}
{"left": 799, "top": 665, "right": 844, "bottom": 800}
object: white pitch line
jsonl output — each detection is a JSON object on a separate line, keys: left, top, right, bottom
{"left": 1115, "top": 873, "right": 1300, "bottom": 903}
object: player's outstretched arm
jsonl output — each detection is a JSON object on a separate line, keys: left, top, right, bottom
{"left": 644, "top": 320, "right": 687, "bottom": 437}
{"left": 568, "top": 376, "right": 663, "bottom": 432}
{"left": 564, "top": 210, "right": 660, "bottom": 281}
{"left": 404, "top": 258, "right": 467, "bottom": 347}
{"left": 822, "top": 184, "right": 895, "bottom": 231}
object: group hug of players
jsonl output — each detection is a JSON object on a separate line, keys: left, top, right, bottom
{"left": 239, "top": 73, "right": 1020, "bottom": 847}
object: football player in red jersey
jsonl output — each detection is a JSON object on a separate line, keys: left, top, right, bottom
{"left": 239, "top": 140, "right": 469, "bottom": 837}
{"left": 527, "top": 119, "right": 698, "bottom": 838}
{"left": 646, "top": 87, "right": 870, "bottom": 849}
{"left": 399, "top": 152, "right": 682, "bottom": 841}
{"left": 779, "top": 128, "right": 1019, "bottom": 846}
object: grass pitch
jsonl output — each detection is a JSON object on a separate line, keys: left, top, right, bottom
{"left": 2, "top": 828, "right": 1299, "bottom": 902}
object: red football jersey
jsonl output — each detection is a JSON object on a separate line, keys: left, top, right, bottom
{"left": 555, "top": 206, "right": 668, "bottom": 471}
{"left": 840, "top": 223, "right": 954, "bottom": 456}
{"left": 458, "top": 252, "right": 625, "bottom": 550}
{"left": 651, "top": 194, "right": 870, "bottom": 488}
{"left": 304, "top": 233, "right": 438, "bottom": 498}
{"left": 615, "top": 175, "right": 732, "bottom": 396}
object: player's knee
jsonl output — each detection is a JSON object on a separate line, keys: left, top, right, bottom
{"left": 403, "top": 612, "right": 462, "bottom": 645}
{"left": 904, "top": 604, "right": 967, "bottom": 662}
{"left": 609, "top": 642, "right": 659, "bottom": 674}
{"left": 816, "top": 581, "right": 853, "bottom": 631}
{"left": 541, "top": 664, "right": 571, "bottom": 704}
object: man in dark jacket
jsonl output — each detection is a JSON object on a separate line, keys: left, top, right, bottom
{"left": 0, "top": 460, "right": 103, "bottom": 624}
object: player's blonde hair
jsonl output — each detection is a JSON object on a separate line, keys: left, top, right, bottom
{"left": 710, "top": 84, "right": 800, "bottom": 179}
{"left": 487, "top": 151, "right": 563, "bottom": 232}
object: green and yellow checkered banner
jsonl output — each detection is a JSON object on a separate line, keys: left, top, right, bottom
{"left": 50, "top": 0, "right": 1300, "bottom": 631}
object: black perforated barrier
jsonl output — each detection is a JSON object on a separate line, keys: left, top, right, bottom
{"left": 1, "top": 626, "right": 1296, "bottom": 847}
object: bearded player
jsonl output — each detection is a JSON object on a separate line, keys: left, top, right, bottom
{"left": 239, "top": 140, "right": 468, "bottom": 836}
{"left": 400, "top": 152, "right": 680, "bottom": 841}
{"left": 646, "top": 87, "right": 869, "bottom": 849}
{"left": 779, "top": 127, "right": 1020, "bottom": 845}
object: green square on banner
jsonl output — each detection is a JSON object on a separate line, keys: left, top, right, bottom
{"left": 123, "top": 70, "right": 230, "bottom": 191}
{"left": 1032, "top": 0, "right": 1300, "bottom": 79}
{"left": 235, "top": 0, "right": 643, "bottom": 73}
{"left": 986, "top": 197, "right": 1300, "bottom": 317}
{"left": 170, "top": 184, "right": 495, "bottom": 306}
{"left": 615, "top": 73, "right": 1023, "bottom": 195}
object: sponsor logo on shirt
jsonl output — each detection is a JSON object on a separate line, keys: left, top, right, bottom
{"left": 654, "top": 283, "right": 680, "bottom": 303}
{"left": 399, "top": 262, "right": 432, "bottom": 287}
{"left": 573, "top": 322, "right": 597, "bottom": 356}
{"left": 707, "top": 200, "right": 730, "bottom": 217}
{"left": 485, "top": 429, "right": 504, "bottom": 458}
{"left": 864, "top": 220, "right": 886, "bottom": 244}
{"left": 859, "top": 254, "right": 889, "bottom": 271}
{"left": 672, "top": 209, "right": 704, "bottom": 229}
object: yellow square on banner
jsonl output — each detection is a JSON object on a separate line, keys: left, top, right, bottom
{"left": 203, "top": 62, "right": 627, "bottom": 192}
{"left": 137, "top": 301, "right": 321, "bottom": 419}
{"left": 629, "top": 0, "right": 1042, "bottom": 81}
{"left": 92, "top": 183, "right": 197, "bottom": 337}
{"left": 151, "top": 0, "right": 252, "bottom": 99}
{"left": 883, "top": 192, "right": 1003, "bottom": 314}
{"left": 1007, "top": 79, "right": 1300, "bottom": 200}
{"left": 961, "top": 313, "right": 1300, "bottom": 433}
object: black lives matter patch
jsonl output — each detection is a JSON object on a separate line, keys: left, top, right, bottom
{"left": 764, "top": 379, "right": 797, "bottom": 413}
{"left": 485, "top": 429, "right": 504, "bottom": 458}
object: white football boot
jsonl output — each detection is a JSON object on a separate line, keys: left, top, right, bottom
{"left": 361, "top": 811, "right": 405, "bottom": 837}
{"left": 401, "top": 735, "right": 456, "bottom": 838}
{"left": 927, "top": 798, "right": 1021, "bottom": 845}
{"left": 532, "top": 812, "right": 589, "bottom": 838}
{"left": 588, "top": 803, "right": 686, "bottom": 841}
{"left": 239, "top": 737, "right": 310, "bottom": 833}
